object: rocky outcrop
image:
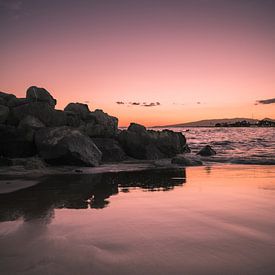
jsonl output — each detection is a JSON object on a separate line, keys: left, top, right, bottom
{"left": 35, "top": 126, "right": 102, "bottom": 166}
{"left": 0, "top": 105, "right": 9, "bottom": 123}
{"left": 26, "top": 86, "right": 57, "bottom": 108}
{"left": 0, "top": 91, "right": 16, "bottom": 105}
{"left": 197, "top": 145, "right": 216, "bottom": 156}
{"left": 0, "top": 125, "right": 36, "bottom": 157}
{"left": 0, "top": 86, "right": 191, "bottom": 167}
{"left": 18, "top": 115, "right": 45, "bottom": 131}
{"left": 83, "top": 109, "right": 118, "bottom": 138}
{"left": 118, "top": 123, "right": 187, "bottom": 160}
{"left": 11, "top": 102, "right": 67, "bottom": 127}
{"left": 92, "top": 138, "right": 127, "bottom": 162}
{"left": 64, "top": 103, "right": 90, "bottom": 120}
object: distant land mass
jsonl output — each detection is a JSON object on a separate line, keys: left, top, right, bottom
{"left": 154, "top": 118, "right": 275, "bottom": 128}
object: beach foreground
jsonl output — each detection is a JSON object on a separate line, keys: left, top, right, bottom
{"left": 0, "top": 164, "right": 275, "bottom": 275}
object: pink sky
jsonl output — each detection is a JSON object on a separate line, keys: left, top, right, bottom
{"left": 1, "top": 0, "right": 274, "bottom": 126}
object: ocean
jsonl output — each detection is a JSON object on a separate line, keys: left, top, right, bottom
{"left": 153, "top": 127, "right": 275, "bottom": 165}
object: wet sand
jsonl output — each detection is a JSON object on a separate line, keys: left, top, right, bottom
{"left": 0, "top": 165, "right": 275, "bottom": 274}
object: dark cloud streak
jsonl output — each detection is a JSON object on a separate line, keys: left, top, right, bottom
{"left": 257, "top": 98, "right": 275, "bottom": 104}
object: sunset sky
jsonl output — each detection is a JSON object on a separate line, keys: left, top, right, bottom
{"left": 1, "top": 0, "right": 274, "bottom": 126}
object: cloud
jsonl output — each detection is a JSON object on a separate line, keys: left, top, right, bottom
{"left": 257, "top": 98, "right": 275, "bottom": 105}
{"left": 115, "top": 101, "right": 161, "bottom": 107}
{"left": 142, "top": 102, "right": 161, "bottom": 107}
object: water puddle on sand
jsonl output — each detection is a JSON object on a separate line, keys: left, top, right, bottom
{"left": 0, "top": 165, "right": 275, "bottom": 275}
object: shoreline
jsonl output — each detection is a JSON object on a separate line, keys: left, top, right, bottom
{"left": 0, "top": 161, "right": 274, "bottom": 195}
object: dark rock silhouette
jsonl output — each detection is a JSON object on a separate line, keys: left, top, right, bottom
{"left": 18, "top": 115, "right": 45, "bottom": 131}
{"left": 118, "top": 123, "right": 187, "bottom": 159}
{"left": 0, "top": 125, "right": 36, "bottom": 157}
{"left": 26, "top": 86, "right": 57, "bottom": 108}
{"left": 171, "top": 155, "right": 202, "bottom": 166}
{"left": 11, "top": 102, "right": 67, "bottom": 126}
{"left": 35, "top": 126, "right": 102, "bottom": 166}
{"left": 0, "top": 105, "right": 9, "bottom": 123}
{"left": 82, "top": 109, "right": 118, "bottom": 138}
{"left": 0, "top": 86, "right": 190, "bottom": 166}
{"left": 197, "top": 145, "right": 216, "bottom": 156}
{"left": 128, "top": 122, "right": 147, "bottom": 133}
{"left": 64, "top": 102, "right": 90, "bottom": 120}
{"left": 92, "top": 138, "right": 127, "bottom": 162}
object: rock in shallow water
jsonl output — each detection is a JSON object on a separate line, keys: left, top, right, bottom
{"left": 197, "top": 145, "right": 216, "bottom": 156}
{"left": 118, "top": 123, "right": 187, "bottom": 160}
{"left": 35, "top": 126, "right": 102, "bottom": 166}
{"left": 171, "top": 155, "right": 203, "bottom": 166}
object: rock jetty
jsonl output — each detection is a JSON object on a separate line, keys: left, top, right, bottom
{"left": 0, "top": 86, "right": 190, "bottom": 167}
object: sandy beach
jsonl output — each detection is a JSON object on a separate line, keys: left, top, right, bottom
{"left": 0, "top": 164, "right": 275, "bottom": 274}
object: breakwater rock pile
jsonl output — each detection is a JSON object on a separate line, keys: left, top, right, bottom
{"left": 0, "top": 86, "right": 189, "bottom": 167}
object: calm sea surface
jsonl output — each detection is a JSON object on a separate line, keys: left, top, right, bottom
{"left": 1, "top": 165, "right": 275, "bottom": 274}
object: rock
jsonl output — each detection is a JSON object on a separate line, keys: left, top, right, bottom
{"left": 171, "top": 155, "right": 203, "bottom": 166}
{"left": 0, "top": 97, "right": 6, "bottom": 105}
{"left": 0, "top": 157, "right": 13, "bottom": 166}
{"left": 65, "top": 111, "right": 83, "bottom": 127}
{"left": 11, "top": 102, "right": 67, "bottom": 127}
{"left": 118, "top": 125, "right": 187, "bottom": 160}
{"left": 64, "top": 103, "right": 90, "bottom": 120}
{"left": 35, "top": 126, "right": 102, "bottom": 166}
{"left": 0, "top": 91, "right": 16, "bottom": 104}
{"left": 92, "top": 138, "right": 127, "bottom": 162}
{"left": 148, "top": 129, "right": 187, "bottom": 157}
{"left": 24, "top": 158, "right": 46, "bottom": 170}
{"left": 0, "top": 125, "right": 36, "bottom": 157}
{"left": 18, "top": 115, "right": 45, "bottom": 131}
{"left": 183, "top": 144, "right": 191, "bottom": 153}
{"left": 84, "top": 109, "right": 118, "bottom": 138}
{"left": 7, "top": 97, "right": 30, "bottom": 108}
{"left": 197, "top": 145, "right": 216, "bottom": 156}
{"left": 128, "top": 122, "right": 146, "bottom": 133}
{"left": 0, "top": 105, "right": 9, "bottom": 123}
{"left": 26, "top": 86, "right": 56, "bottom": 108}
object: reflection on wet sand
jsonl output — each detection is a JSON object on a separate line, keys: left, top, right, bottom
{"left": 0, "top": 168, "right": 186, "bottom": 222}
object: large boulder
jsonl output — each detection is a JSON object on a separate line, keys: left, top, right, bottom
{"left": 197, "top": 145, "right": 216, "bottom": 156}
{"left": 7, "top": 97, "right": 30, "bottom": 108}
{"left": 92, "top": 138, "right": 127, "bottom": 162}
{"left": 18, "top": 115, "right": 45, "bottom": 131}
{"left": 26, "top": 86, "right": 57, "bottom": 108}
{"left": 10, "top": 102, "right": 67, "bottom": 127}
{"left": 64, "top": 111, "right": 84, "bottom": 127}
{"left": 0, "top": 125, "right": 36, "bottom": 157}
{"left": 148, "top": 129, "right": 187, "bottom": 157}
{"left": 64, "top": 103, "right": 90, "bottom": 120}
{"left": 118, "top": 123, "right": 187, "bottom": 160}
{"left": 35, "top": 126, "right": 102, "bottom": 166}
{"left": 0, "top": 91, "right": 16, "bottom": 105}
{"left": 128, "top": 122, "right": 147, "bottom": 133}
{"left": 0, "top": 105, "right": 9, "bottom": 123}
{"left": 84, "top": 109, "right": 118, "bottom": 138}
